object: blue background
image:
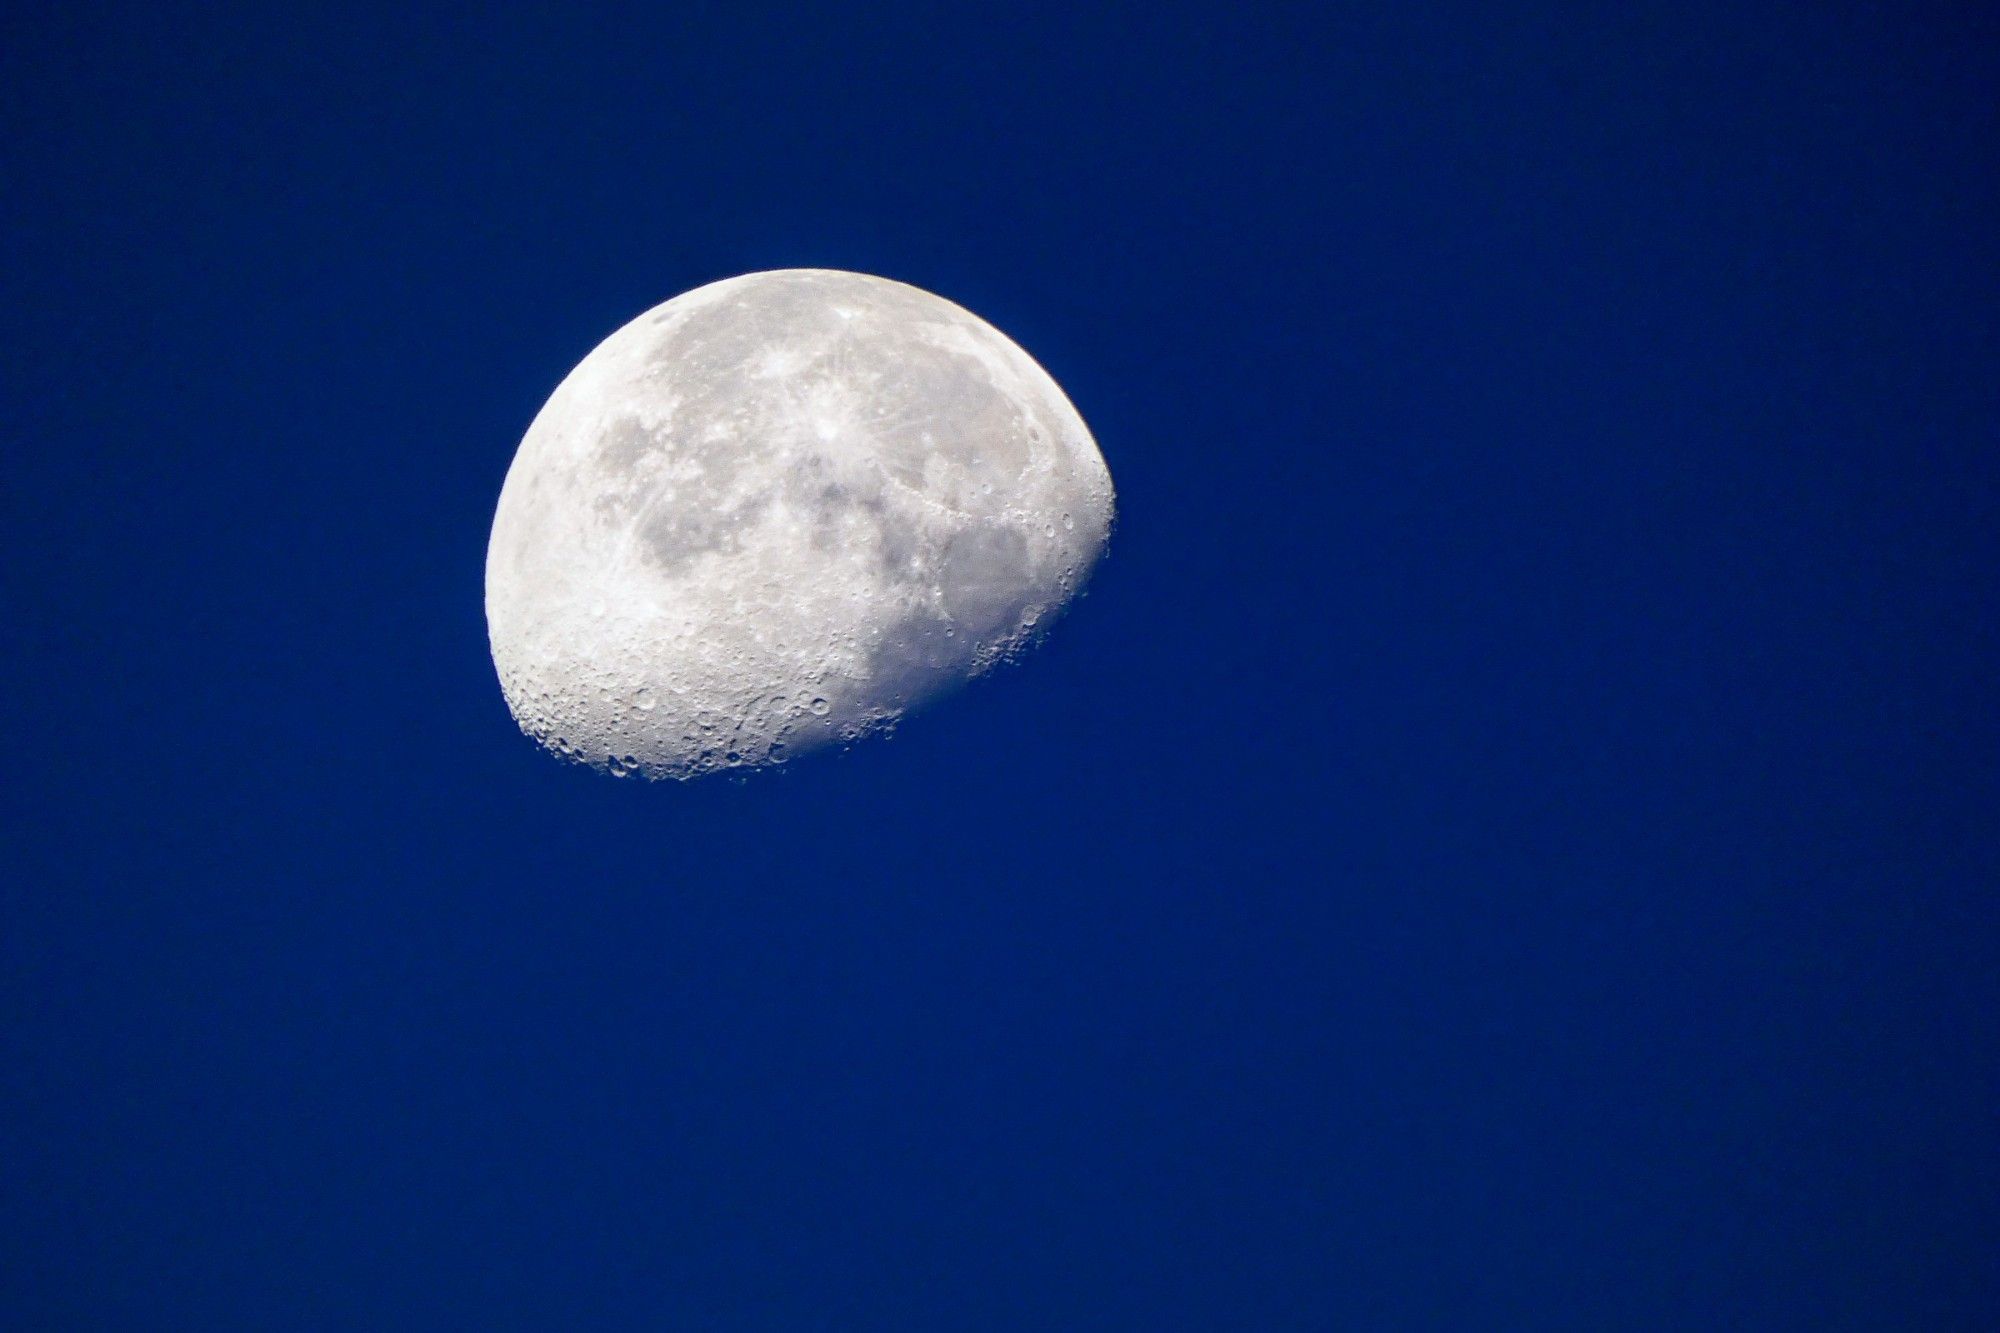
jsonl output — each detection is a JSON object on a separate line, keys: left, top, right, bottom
{"left": 4, "top": 3, "right": 1996, "bottom": 1326}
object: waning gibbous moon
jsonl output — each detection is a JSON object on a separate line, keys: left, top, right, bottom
{"left": 484, "top": 268, "right": 1115, "bottom": 779}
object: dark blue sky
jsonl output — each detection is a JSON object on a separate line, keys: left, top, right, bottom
{"left": 4, "top": 3, "right": 1996, "bottom": 1327}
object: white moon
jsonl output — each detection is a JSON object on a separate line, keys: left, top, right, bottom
{"left": 485, "top": 269, "right": 1115, "bottom": 779}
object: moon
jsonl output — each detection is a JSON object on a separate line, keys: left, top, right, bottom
{"left": 485, "top": 269, "right": 1115, "bottom": 779}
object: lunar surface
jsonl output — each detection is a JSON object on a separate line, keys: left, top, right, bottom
{"left": 485, "top": 269, "right": 1115, "bottom": 778}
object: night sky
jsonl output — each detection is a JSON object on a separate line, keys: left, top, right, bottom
{"left": 4, "top": 3, "right": 1997, "bottom": 1327}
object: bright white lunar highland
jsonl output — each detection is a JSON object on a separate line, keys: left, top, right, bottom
{"left": 485, "top": 269, "right": 1115, "bottom": 778}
